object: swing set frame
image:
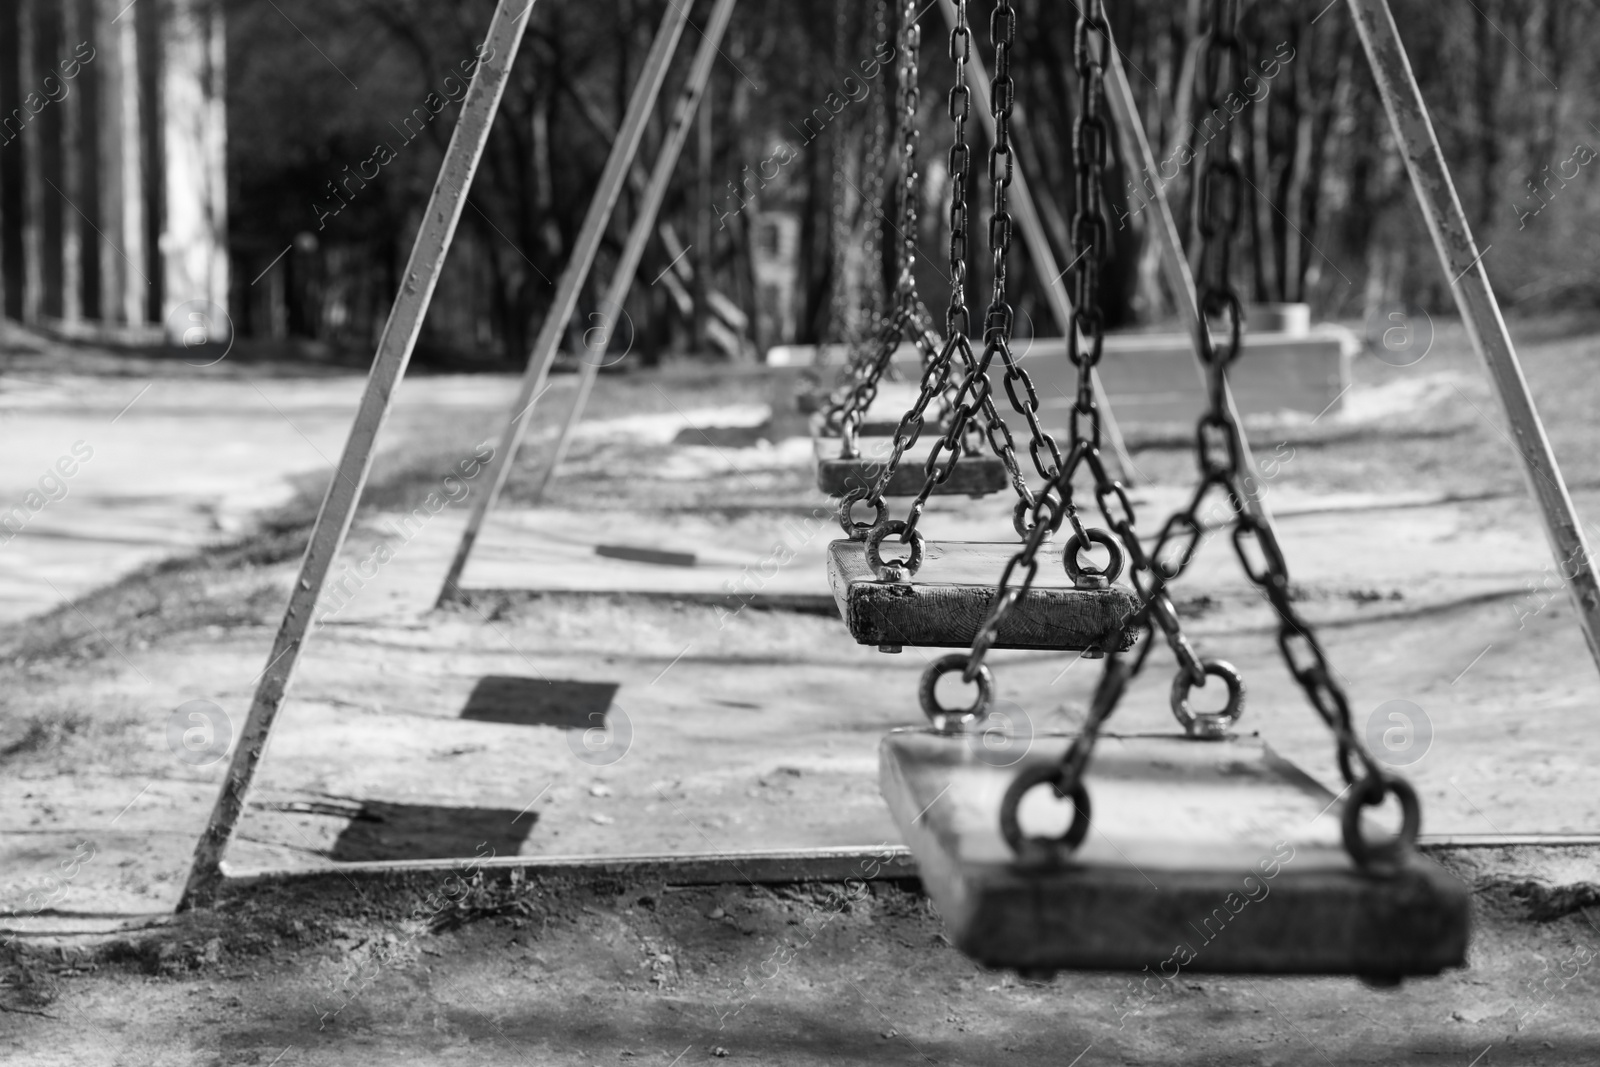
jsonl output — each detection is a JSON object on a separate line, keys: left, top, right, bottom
{"left": 178, "top": 0, "right": 1600, "bottom": 912}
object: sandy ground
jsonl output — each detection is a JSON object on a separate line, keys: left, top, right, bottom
{"left": 0, "top": 322, "right": 535, "bottom": 623}
{"left": 4, "top": 859, "right": 1600, "bottom": 1066}
{"left": 4, "top": 316, "right": 1600, "bottom": 1060}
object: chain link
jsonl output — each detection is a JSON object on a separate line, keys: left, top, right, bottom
{"left": 828, "top": 0, "right": 937, "bottom": 459}
{"left": 946, "top": 1, "right": 972, "bottom": 342}
{"left": 959, "top": 0, "right": 1120, "bottom": 684}
{"left": 839, "top": 0, "right": 986, "bottom": 537}
{"left": 848, "top": 0, "right": 1070, "bottom": 556}
{"left": 1179, "top": 0, "right": 1410, "bottom": 860}
{"left": 823, "top": 0, "right": 890, "bottom": 402}
{"left": 997, "top": 0, "right": 1417, "bottom": 873}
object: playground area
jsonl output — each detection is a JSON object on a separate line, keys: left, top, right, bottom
{"left": 6, "top": 0, "right": 1600, "bottom": 1062}
{"left": 4, "top": 312, "right": 1600, "bottom": 1062}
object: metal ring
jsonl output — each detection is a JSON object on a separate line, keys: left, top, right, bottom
{"left": 1062, "top": 528, "right": 1125, "bottom": 589}
{"left": 1341, "top": 772, "right": 1420, "bottom": 877}
{"left": 1169, "top": 659, "right": 1245, "bottom": 739}
{"left": 918, "top": 653, "right": 994, "bottom": 732}
{"left": 1011, "top": 496, "right": 1061, "bottom": 541}
{"left": 839, "top": 489, "right": 887, "bottom": 541}
{"left": 1000, "top": 763, "right": 1091, "bottom": 867}
{"left": 865, "top": 520, "right": 925, "bottom": 581}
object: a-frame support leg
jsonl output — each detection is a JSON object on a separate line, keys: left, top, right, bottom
{"left": 177, "top": 0, "right": 537, "bottom": 911}
{"left": 1347, "top": 0, "right": 1600, "bottom": 676}
{"left": 434, "top": 0, "right": 694, "bottom": 605}
{"left": 526, "top": 0, "right": 739, "bottom": 502}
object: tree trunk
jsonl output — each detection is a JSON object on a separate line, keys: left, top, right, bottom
{"left": 160, "top": 0, "right": 228, "bottom": 342}
{"left": 19, "top": 0, "right": 43, "bottom": 323}
{"left": 60, "top": 0, "right": 83, "bottom": 323}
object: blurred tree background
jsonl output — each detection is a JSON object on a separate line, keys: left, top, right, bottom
{"left": 225, "top": 0, "right": 1600, "bottom": 366}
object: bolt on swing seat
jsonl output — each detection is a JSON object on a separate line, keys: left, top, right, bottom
{"left": 879, "top": 727, "right": 1470, "bottom": 977}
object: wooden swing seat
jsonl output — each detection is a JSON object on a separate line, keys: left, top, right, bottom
{"left": 810, "top": 412, "right": 921, "bottom": 438}
{"left": 879, "top": 729, "right": 1470, "bottom": 976}
{"left": 814, "top": 436, "right": 1009, "bottom": 499}
{"left": 827, "top": 539, "right": 1139, "bottom": 650}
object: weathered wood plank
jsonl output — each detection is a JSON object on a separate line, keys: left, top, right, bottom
{"left": 815, "top": 439, "right": 1010, "bottom": 499}
{"left": 827, "top": 540, "right": 1139, "bottom": 650}
{"left": 881, "top": 729, "right": 1470, "bottom": 975}
{"left": 811, "top": 415, "right": 915, "bottom": 438}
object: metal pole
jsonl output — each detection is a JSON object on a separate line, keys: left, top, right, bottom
{"left": 176, "top": 0, "right": 536, "bottom": 911}
{"left": 527, "top": 0, "right": 738, "bottom": 502}
{"left": 1100, "top": 29, "right": 1274, "bottom": 530}
{"left": 936, "top": 0, "right": 1138, "bottom": 486}
{"left": 1347, "top": 0, "right": 1600, "bottom": 670}
{"left": 434, "top": 0, "right": 695, "bottom": 605}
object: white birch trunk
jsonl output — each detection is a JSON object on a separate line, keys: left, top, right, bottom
{"left": 161, "top": 0, "right": 227, "bottom": 342}
{"left": 95, "top": 0, "right": 147, "bottom": 325}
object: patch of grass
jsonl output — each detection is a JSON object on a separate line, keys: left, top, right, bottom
{"left": 0, "top": 704, "right": 155, "bottom": 781}
{"left": 0, "top": 710, "right": 93, "bottom": 760}
{"left": 0, "top": 707, "right": 143, "bottom": 767}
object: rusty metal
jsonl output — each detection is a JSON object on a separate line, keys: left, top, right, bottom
{"left": 1169, "top": 658, "right": 1245, "bottom": 739}
{"left": 919, "top": 653, "right": 995, "bottom": 732}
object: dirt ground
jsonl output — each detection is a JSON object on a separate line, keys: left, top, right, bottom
{"left": 5, "top": 857, "right": 1600, "bottom": 1066}
{"left": 5, "top": 314, "right": 1600, "bottom": 1061}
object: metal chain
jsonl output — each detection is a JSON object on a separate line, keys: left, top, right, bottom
{"left": 824, "top": 0, "right": 888, "bottom": 394}
{"left": 828, "top": 0, "right": 930, "bottom": 456}
{"left": 844, "top": 0, "right": 1067, "bottom": 556}
{"left": 976, "top": 0, "right": 1067, "bottom": 505}
{"left": 837, "top": 0, "right": 984, "bottom": 538}
{"left": 994, "top": 0, "right": 1419, "bottom": 874}
{"left": 985, "top": 6, "right": 1211, "bottom": 862}
{"left": 1183, "top": 0, "right": 1396, "bottom": 800}
{"left": 1145, "top": 0, "right": 1418, "bottom": 870}
{"left": 945, "top": 0, "right": 972, "bottom": 342}
{"left": 958, "top": 0, "right": 1129, "bottom": 686}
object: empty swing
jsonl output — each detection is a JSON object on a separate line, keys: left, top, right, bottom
{"left": 877, "top": 0, "right": 1469, "bottom": 979}
{"left": 813, "top": 0, "right": 1009, "bottom": 502}
{"left": 828, "top": 0, "right": 1137, "bottom": 655}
